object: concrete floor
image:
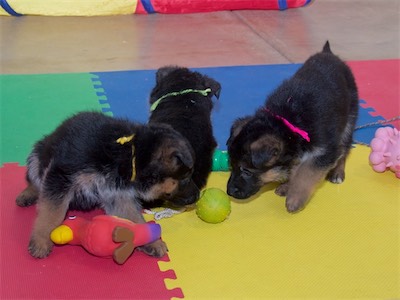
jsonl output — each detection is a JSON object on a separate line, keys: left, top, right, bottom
{"left": 0, "top": 0, "right": 398, "bottom": 75}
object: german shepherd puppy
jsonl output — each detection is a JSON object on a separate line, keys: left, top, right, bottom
{"left": 227, "top": 42, "right": 359, "bottom": 213}
{"left": 17, "top": 111, "right": 196, "bottom": 258}
{"left": 149, "top": 66, "right": 221, "bottom": 204}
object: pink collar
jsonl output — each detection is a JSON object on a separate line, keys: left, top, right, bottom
{"left": 263, "top": 107, "right": 310, "bottom": 142}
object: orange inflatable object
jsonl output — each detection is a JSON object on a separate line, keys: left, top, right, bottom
{"left": 50, "top": 215, "right": 162, "bottom": 264}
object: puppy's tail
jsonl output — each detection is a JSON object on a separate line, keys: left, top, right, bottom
{"left": 323, "top": 41, "right": 332, "bottom": 53}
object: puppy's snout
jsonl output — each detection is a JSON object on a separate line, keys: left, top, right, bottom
{"left": 227, "top": 176, "right": 245, "bottom": 199}
{"left": 227, "top": 174, "right": 260, "bottom": 199}
{"left": 184, "top": 190, "right": 200, "bottom": 206}
{"left": 170, "top": 192, "right": 199, "bottom": 207}
{"left": 227, "top": 185, "right": 246, "bottom": 199}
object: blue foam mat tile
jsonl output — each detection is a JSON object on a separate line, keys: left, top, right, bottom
{"left": 193, "top": 65, "right": 301, "bottom": 149}
{"left": 91, "top": 69, "right": 155, "bottom": 121}
{"left": 91, "top": 64, "right": 386, "bottom": 149}
{"left": 91, "top": 64, "right": 301, "bottom": 149}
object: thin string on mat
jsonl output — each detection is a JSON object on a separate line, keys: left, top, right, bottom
{"left": 353, "top": 115, "right": 400, "bottom": 145}
{"left": 143, "top": 208, "right": 185, "bottom": 220}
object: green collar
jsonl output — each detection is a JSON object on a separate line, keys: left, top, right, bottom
{"left": 150, "top": 88, "right": 212, "bottom": 112}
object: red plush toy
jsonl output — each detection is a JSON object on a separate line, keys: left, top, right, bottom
{"left": 50, "top": 215, "right": 161, "bottom": 264}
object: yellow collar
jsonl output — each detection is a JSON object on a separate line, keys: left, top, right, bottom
{"left": 116, "top": 134, "right": 136, "bottom": 181}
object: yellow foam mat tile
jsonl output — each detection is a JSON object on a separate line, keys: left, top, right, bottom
{"left": 151, "top": 145, "right": 399, "bottom": 298}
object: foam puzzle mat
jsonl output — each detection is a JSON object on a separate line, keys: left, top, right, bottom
{"left": 1, "top": 60, "right": 399, "bottom": 299}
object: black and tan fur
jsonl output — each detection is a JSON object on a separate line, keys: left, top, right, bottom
{"left": 17, "top": 111, "right": 196, "bottom": 258}
{"left": 149, "top": 66, "right": 221, "bottom": 204}
{"left": 227, "top": 42, "right": 359, "bottom": 212}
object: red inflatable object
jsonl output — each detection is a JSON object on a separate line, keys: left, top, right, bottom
{"left": 50, "top": 215, "right": 162, "bottom": 264}
{"left": 135, "top": 0, "right": 313, "bottom": 14}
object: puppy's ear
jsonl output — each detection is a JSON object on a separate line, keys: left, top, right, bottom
{"left": 226, "top": 116, "right": 252, "bottom": 146}
{"left": 156, "top": 66, "right": 181, "bottom": 83}
{"left": 172, "top": 150, "right": 194, "bottom": 170}
{"left": 204, "top": 76, "right": 221, "bottom": 99}
{"left": 250, "top": 134, "right": 282, "bottom": 169}
{"left": 160, "top": 145, "right": 194, "bottom": 174}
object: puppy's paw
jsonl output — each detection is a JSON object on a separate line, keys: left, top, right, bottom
{"left": 285, "top": 196, "right": 307, "bottom": 213}
{"left": 326, "top": 169, "right": 345, "bottom": 184}
{"left": 275, "top": 183, "right": 289, "bottom": 197}
{"left": 16, "top": 187, "right": 38, "bottom": 207}
{"left": 28, "top": 236, "right": 53, "bottom": 258}
{"left": 138, "top": 239, "right": 168, "bottom": 258}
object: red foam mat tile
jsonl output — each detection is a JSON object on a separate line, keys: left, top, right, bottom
{"left": 348, "top": 59, "right": 400, "bottom": 127}
{"left": 0, "top": 163, "right": 183, "bottom": 299}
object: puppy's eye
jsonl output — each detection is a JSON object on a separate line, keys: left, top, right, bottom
{"left": 240, "top": 166, "right": 253, "bottom": 178}
{"left": 180, "top": 177, "right": 190, "bottom": 186}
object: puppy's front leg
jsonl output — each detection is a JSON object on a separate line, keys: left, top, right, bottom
{"left": 29, "top": 197, "right": 69, "bottom": 258}
{"left": 326, "top": 154, "right": 346, "bottom": 184}
{"left": 285, "top": 160, "right": 328, "bottom": 213}
{"left": 104, "top": 191, "right": 168, "bottom": 258}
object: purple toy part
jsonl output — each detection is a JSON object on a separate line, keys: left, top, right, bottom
{"left": 369, "top": 127, "right": 400, "bottom": 179}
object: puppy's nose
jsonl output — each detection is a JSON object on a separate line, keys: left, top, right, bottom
{"left": 173, "top": 193, "right": 199, "bottom": 207}
{"left": 163, "top": 193, "right": 173, "bottom": 200}
{"left": 227, "top": 185, "right": 247, "bottom": 199}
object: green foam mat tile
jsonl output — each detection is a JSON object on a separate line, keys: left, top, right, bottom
{"left": 0, "top": 73, "right": 109, "bottom": 166}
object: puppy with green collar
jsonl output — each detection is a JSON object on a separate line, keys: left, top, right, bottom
{"left": 149, "top": 66, "right": 221, "bottom": 206}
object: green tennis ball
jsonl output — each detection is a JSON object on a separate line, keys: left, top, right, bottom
{"left": 196, "top": 188, "right": 231, "bottom": 223}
